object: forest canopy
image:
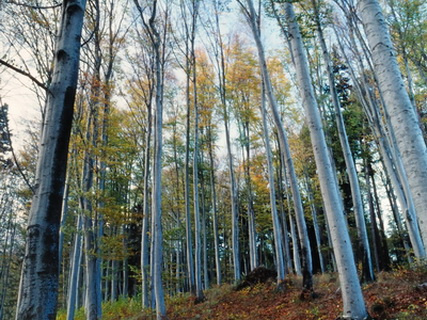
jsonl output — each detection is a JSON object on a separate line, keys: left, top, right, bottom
{"left": 0, "top": 0, "right": 426, "bottom": 319}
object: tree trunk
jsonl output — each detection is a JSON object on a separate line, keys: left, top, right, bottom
{"left": 241, "top": 121, "right": 258, "bottom": 271}
{"left": 303, "top": 172, "right": 325, "bottom": 274}
{"left": 141, "top": 101, "right": 152, "bottom": 308}
{"left": 281, "top": 3, "right": 368, "bottom": 318}
{"left": 208, "top": 125, "right": 221, "bottom": 285}
{"left": 312, "top": 0, "right": 374, "bottom": 282}
{"left": 358, "top": 0, "right": 427, "bottom": 247}
{"left": 66, "top": 214, "right": 83, "bottom": 320}
{"left": 260, "top": 81, "right": 285, "bottom": 281}
{"left": 334, "top": 26, "right": 426, "bottom": 259}
{"left": 16, "top": 2, "right": 86, "bottom": 319}
{"left": 192, "top": 11, "right": 204, "bottom": 299}
{"left": 245, "top": 0, "right": 313, "bottom": 292}
{"left": 212, "top": 1, "right": 241, "bottom": 281}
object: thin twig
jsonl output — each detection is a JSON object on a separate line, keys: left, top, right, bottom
{"left": 0, "top": 58, "right": 49, "bottom": 92}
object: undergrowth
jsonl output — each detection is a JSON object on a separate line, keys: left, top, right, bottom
{"left": 57, "top": 265, "right": 427, "bottom": 319}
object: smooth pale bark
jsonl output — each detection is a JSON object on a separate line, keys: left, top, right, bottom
{"left": 82, "top": 48, "right": 102, "bottom": 320}
{"left": 150, "top": 4, "right": 166, "bottom": 318}
{"left": 151, "top": 45, "right": 166, "bottom": 320}
{"left": 282, "top": 3, "right": 367, "bottom": 318}
{"left": 208, "top": 125, "right": 221, "bottom": 285}
{"left": 260, "top": 82, "right": 285, "bottom": 281}
{"left": 312, "top": 0, "right": 374, "bottom": 281}
{"left": 303, "top": 172, "right": 325, "bottom": 273}
{"left": 141, "top": 102, "right": 152, "bottom": 308}
{"left": 184, "top": 77, "right": 195, "bottom": 293}
{"left": 241, "top": 121, "right": 258, "bottom": 271}
{"left": 183, "top": 4, "right": 195, "bottom": 293}
{"left": 213, "top": 3, "right": 241, "bottom": 281}
{"left": 227, "top": 103, "right": 241, "bottom": 282}
{"left": 58, "top": 180, "right": 69, "bottom": 267}
{"left": 190, "top": 0, "right": 204, "bottom": 301}
{"left": 66, "top": 214, "right": 83, "bottom": 320}
{"left": 334, "top": 27, "right": 426, "bottom": 259}
{"left": 358, "top": 0, "right": 427, "bottom": 248}
{"left": 276, "top": 154, "right": 293, "bottom": 274}
{"left": 244, "top": 0, "right": 313, "bottom": 291}
{"left": 198, "top": 147, "right": 209, "bottom": 290}
{"left": 15, "top": 2, "right": 86, "bottom": 319}
{"left": 289, "top": 213, "right": 302, "bottom": 276}
{"left": 134, "top": 0, "right": 166, "bottom": 317}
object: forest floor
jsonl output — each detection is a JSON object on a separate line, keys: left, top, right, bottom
{"left": 59, "top": 265, "right": 427, "bottom": 320}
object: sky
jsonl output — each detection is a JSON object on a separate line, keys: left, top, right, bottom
{"left": 1, "top": 0, "right": 283, "bottom": 150}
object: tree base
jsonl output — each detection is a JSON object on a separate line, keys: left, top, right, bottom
{"left": 335, "top": 315, "right": 374, "bottom": 320}
{"left": 299, "top": 288, "right": 318, "bottom": 301}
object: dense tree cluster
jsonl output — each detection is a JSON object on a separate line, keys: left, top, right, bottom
{"left": 0, "top": 0, "right": 426, "bottom": 319}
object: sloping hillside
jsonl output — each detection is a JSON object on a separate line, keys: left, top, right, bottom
{"left": 61, "top": 266, "right": 427, "bottom": 320}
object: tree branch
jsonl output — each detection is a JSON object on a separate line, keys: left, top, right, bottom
{"left": 0, "top": 58, "right": 49, "bottom": 91}
{"left": 5, "top": 0, "right": 62, "bottom": 10}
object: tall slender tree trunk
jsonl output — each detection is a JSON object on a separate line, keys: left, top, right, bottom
{"left": 276, "top": 155, "right": 293, "bottom": 274}
{"left": 260, "top": 81, "right": 285, "bottom": 282}
{"left": 150, "top": 5, "right": 166, "bottom": 318}
{"left": 208, "top": 126, "right": 221, "bottom": 285}
{"left": 191, "top": 7, "right": 204, "bottom": 299}
{"left": 141, "top": 102, "right": 152, "bottom": 308}
{"left": 358, "top": 0, "right": 427, "bottom": 247}
{"left": 303, "top": 171, "right": 325, "bottom": 274}
{"left": 212, "top": 1, "right": 241, "bottom": 281}
{"left": 242, "top": 121, "right": 257, "bottom": 271}
{"left": 280, "top": 3, "right": 368, "bottom": 318}
{"left": 244, "top": 0, "right": 313, "bottom": 292}
{"left": 334, "top": 27, "right": 426, "bottom": 259}
{"left": 16, "top": 2, "right": 87, "bottom": 319}
{"left": 66, "top": 214, "right": 83, "bottom": 320}
{"left": 312, "top": 0, "right": 374, "bottom": 282}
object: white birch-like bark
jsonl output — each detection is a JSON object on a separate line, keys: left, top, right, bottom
{"left": 191, "top": 1, "right": 204, "bottom": 299}
{"left": 141, "top": 104, "right": 152, "bottom": 307}
{"left": 312, "top": 0, "right": 374, "bottom": 281}
{"left": 334, "top": 26, "right": 426, "bottom": 259}
{"left": 133, "top": 2, "right": 167, "bottom": 317}
{"left": 241, "top": 121, "right": 258, "bottom": 271}
{"left": 15, "top": 2, "right": 86, "bottom": 319}
{"left": 289, "top": 210, "right": 302, "bottom": 276}
{"left": 304, "top": 172, "right": 325, "bottom": 273}
{"left": 244, "top": 0, "right": 313, "bottom": 291}
{"left": 66, "top": 214, "right": 83, "bottom": 320}
{"left": 208, "top": 126, "right": 222, "bottom": 285}
{"left": 358, "top": 0, "right": 427, "bottom": 247}
{"left": 58, "top": 179, "right": 69, "bottom": 266}
{"left": 282, "top": 3, "right": 368, "bottom": 318}
{"left": 213, "top": 5, "right": 241, "bottom": 281}
{"left": 181, "top": 0, "right": 196, "bottom": 293}
{"left": 260, "top": 82, "right": 285, "bottom": 281}
{"left": 150, "top": 5, "right": 166, "bottom": 319}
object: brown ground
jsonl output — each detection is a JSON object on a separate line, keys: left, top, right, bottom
{"left": 160, "top": 266, "right": 427, "bottom": 320}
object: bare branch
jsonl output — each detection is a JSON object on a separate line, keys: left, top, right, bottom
{"left": 0, "top": 58, "right": 49, "bottom": 91}
{"left": 5, "top": 0, "right": 62, "bottom": 10}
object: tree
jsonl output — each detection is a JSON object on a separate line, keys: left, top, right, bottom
{"left": 358, "top": 0, "right": 427, "bottom": 248}
{"left": 277, "top": 2, "right": 369, "bottom": 318}
{"left": 242, "top": 0, "right": 313, "bottom": 292}
{"left": 15, "top": 1, "right": 87, "bottom": 319}
{"left": 311, "top": 0, "right": 374, "bottom": 282}
{"left": 133, "top": 0, "right": 169, "bottom": 318}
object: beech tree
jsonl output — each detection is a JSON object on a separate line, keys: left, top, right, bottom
{"left": 242, "top": 0, "right": 313, "bottom": 292}
{"left": 15, "top": 1, "right": 87, "bottom": 319}
{"left": 276, "top": 2, "right": 369, "bottom": 318}
{"left": 357, "top": 0, "right": 427, "bottom": 248}
{"left": 311, "top": 0, "right": 374, "bottom": 282}
{"left": 3, "top": 0, "right": 427, "bottom": 318}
